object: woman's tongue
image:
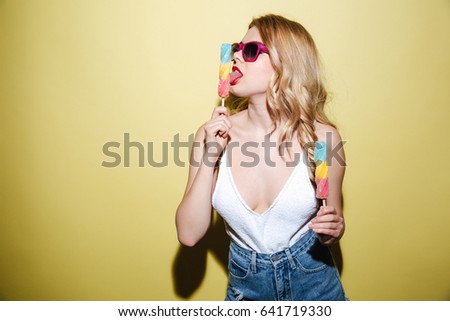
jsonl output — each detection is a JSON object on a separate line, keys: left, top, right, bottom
{"left": 230, "top": 70, "right": 243, "bottom": 85}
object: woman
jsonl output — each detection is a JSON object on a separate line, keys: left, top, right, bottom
{"left": 176, "top": 14, "right": 347, "bottom": 301}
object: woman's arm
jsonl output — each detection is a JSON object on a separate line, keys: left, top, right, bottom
{"left": 309, "top": 126, "right": 346, "bottom": 245}
{"left": 175, "top": 106, "right": 231, "bottom": 247}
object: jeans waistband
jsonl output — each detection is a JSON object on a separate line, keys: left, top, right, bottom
{"left": 229, "top": 229, "right": 317, "bottom": 270}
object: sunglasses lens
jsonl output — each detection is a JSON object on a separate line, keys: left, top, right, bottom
{"left": 243, "top": 43, "right": 259, "bottom": 61}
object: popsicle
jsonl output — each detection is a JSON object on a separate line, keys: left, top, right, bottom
{"left": 314, "top": 141, "right": 328, "bottom": 206}
{"left": 218, "top": 43, "right": 232, "bottom": 106}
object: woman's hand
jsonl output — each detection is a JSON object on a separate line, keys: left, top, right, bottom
{"left": 203, "top": 106, "right": 232, "bottom": 165}
{"left": 309, "top": 205, "right": 345, "bottom": 245}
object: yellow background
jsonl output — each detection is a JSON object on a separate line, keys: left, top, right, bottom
{"left": 1, "top": 0, "right": 449, "bottom": 300}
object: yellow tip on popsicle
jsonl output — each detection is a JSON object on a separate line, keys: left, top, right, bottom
{"left": 314, "top": 141, "right": 329, "bottom": 206}
{"left": 218, "top": 43, "right": 232, "bottom": 105}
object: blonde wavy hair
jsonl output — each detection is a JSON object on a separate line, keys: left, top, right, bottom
{"left": 232, "top": 14, "right": 336, "bottom": 180}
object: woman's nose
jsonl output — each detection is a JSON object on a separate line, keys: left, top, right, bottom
{"left": 232, "top": 49, "right": 243, "bottom": 63}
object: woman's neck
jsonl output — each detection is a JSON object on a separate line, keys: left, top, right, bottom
{"left": 247, "top": 95, "right": 275, "bottom": 134}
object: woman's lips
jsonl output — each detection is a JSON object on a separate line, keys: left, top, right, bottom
{"left": 230, "top": 66, "right": 243, "bottom": 85}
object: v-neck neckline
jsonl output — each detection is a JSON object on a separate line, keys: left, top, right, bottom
{"left": 225, "top": 151, "right": 300, "bottom": 216}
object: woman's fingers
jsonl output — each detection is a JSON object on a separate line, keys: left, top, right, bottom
{"left": 309, "top": 208, "right": 345, "bottom": 244}
{"left": 200, "top": 106, "right": 233, "bottom": 165}
{"left": 209, "top": 115, "right": 232, "bottom": 133}
{"left": 205, "top": 118, "right": 231, "bottom": 138}
{"left": 309, "top": 221, "right": 341, "bottom": 230}
{"left": 211, "top": 106, "right": 230, "bottom": 119}
{"left": 206, "top": 115, "right": 231, "bottom": 130}
{"left": 314, "top": 229, "right": 341, "bottom": 239}
{"left": 202, "top": 111, "right": 232, "bottom": 162}
{"left": 310, "top": 220, "right": 343, "bottom": 239}
{"left": 309, "top": 222, "right": 343, "bottom": 237}
{"left": 221, "top": 115, "right": 232, "bottom": 128}
{"left": 316, "top": 205, "right": 336, "bottom": 216}
{"left": 311, "top": 214, "right": 343, "bottom": 224}
{"left": 205, "top": 121, "right": 229, "bottom": 134}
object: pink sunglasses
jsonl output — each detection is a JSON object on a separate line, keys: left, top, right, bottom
{"left": 231, "top": 41, "right": 270, "bottom": 62}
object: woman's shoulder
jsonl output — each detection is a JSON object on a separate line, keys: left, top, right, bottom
{"left": 314, "top": 121, "right": 342, "bottom": 145}
{"left": 314, "top": 121, "right": 346, "bottom": 169}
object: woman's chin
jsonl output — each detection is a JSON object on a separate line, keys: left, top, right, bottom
{"left": 230, "top": 86, "right": 249, "bottom": 98}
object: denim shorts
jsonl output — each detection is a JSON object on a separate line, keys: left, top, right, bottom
{"left": 225, "top": 229, "right": 347, "bottom": 301}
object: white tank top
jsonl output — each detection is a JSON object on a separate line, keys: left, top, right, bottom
{"left": 212, "top": 147, "right": 318, "bottom": 253}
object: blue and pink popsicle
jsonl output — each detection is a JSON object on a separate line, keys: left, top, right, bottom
{"left": 218, "top": 43, "right": 232, "bottom": 106}
{"left": 314, "top": 141, "right": 328, "bottom": 206}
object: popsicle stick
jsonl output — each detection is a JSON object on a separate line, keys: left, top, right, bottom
{"left": 322, "top": 199, "right": 327, "bottom": 207}
{"left": 221, "top": 98, "right": 225, "bottom": 107}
